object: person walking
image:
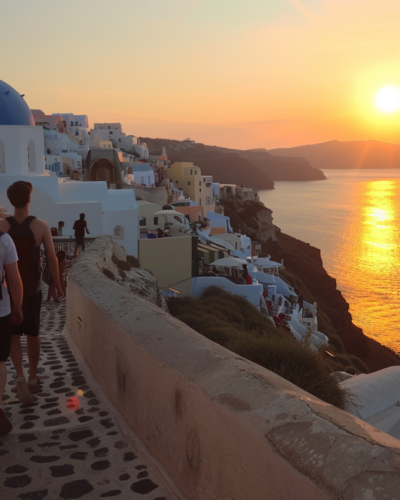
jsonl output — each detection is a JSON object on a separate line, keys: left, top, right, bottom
{"left": 0, "top": 230, "right": 23, "bottom": 435}
{"left": 73, "top": 213, "right": 90, "bottom": 256}
{"left": 0, "top": 181, "right": 63, "bottom": 404}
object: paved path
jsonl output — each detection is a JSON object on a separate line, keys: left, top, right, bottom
{"left": 0, "top": 292, "right": 176, "bottom": 500}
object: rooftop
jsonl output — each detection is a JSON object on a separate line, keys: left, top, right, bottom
{"left": 0, "top": 80, "right": 35, "bottom": 126}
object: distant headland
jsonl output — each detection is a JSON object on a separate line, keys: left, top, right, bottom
{"left": 141, "top": 137, "right": 327, "bottom": 190}
{"left": 269, "top": 139, "right": 400, "bottom": 170}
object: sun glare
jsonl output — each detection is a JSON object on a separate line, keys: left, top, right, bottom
{"left": 375, "top": 86, "right": 400, "bottom": 113}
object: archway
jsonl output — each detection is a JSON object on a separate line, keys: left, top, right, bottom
{"left": 90, "top": 158, "right": 115, "bottom": 182}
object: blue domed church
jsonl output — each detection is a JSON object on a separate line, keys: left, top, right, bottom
{"left": 0, "top": 80, "right": 45, "bottom": 175}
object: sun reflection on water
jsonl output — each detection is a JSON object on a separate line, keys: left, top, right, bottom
{"left": 341, "top": 179, "right": 400, "bottom": 351}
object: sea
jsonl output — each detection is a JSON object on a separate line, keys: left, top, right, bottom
{"left": 258, "top": 169, "right": 400, "bottom": 354}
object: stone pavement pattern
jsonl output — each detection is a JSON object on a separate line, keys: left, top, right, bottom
{"left": 0, "top": 293, "right": 172, "bottom": 500}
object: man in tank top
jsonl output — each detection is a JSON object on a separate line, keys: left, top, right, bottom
{"left": 73, "top": 213, "right": 90, "bottom": 256}
{"left": 0, "top": 181, "right": 63, "bottom": 404}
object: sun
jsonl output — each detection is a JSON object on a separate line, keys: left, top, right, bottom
{"left": 375, "top": 86, "right": 400, "bottom": 113}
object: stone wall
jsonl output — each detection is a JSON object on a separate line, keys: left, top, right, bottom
{"left": 65, "top": 237, "right": 400, "bottom": 500}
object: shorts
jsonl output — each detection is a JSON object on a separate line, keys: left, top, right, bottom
{"left": 12, "top": 290, "right": 42, "bottom": 337}
{"left": 75, "top": 237, "right": 85, "bottom": 251}
{"left": 0, "top": 314, "right": 12, "bottom": 361}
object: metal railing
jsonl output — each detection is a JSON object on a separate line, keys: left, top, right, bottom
{"left": 52, "top": 236, "right": 96, "bottom": 261}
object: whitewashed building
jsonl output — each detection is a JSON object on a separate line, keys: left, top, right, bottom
{"left": 92, "top": 123, "right": 149, "bottom": 159}
{"left": 0, "top": 80, "right": 140, "bottom": 256}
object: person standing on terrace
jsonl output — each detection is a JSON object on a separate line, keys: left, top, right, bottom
{"left": 0, "top": 181, "right": 63, "bottom": 404}
{"left": 73, "top": 213, "right": 90, "bottom": 256}
{"left": 0, "top": 230, "right": 23, "bottom": 435}
{"left": 57, "top": 220, "right": 64, "bottom": 236}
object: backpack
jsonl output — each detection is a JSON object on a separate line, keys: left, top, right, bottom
{"left": 6, "top": 216, "right": 41, "bottom": 296}
{"left": 42, "top": 264, "right": 52, "bottom": 286}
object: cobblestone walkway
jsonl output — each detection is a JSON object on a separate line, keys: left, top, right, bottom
{"left": 0, "top": 293, "right": 174, "bottom": 500}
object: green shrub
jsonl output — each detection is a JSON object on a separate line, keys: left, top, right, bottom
{"left": 325, "top": 333, "right": 345, "bottom": 354}
{"left": 228, "top": 335, "right": 346, "bottom": 409}
{"left": 347, "top": 354, "right": 369, "bottom": 374}
{"left": 342, "top": 365, "right": 359, "bottom": 375}
{"left": 170, "top": 286, "right": 347, "bottom": 409}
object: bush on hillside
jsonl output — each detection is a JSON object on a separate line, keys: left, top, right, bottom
{"left": 169, "top": 286, "right": 347, "bottom": 409}
{"left": 228, "top": 335, "right": 346, "bottom": 409}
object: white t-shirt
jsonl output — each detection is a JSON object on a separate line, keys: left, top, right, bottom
{"left": 0, "top": 233, "right": 18, "bottom": 317}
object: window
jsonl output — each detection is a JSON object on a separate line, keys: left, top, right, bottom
{"left": 27, "top": 140, "right": 36, "bottom": 172}
{"left": 119, "top": 139, "right": 121, "bottom": 142}
{"left": 154, "top": 217, "right": 159, "bottom": 225}
{"left": 188, "top": 181, "right": 191, "bottom": 186}
{"left": 139, "top": 217, "right": 146, "bottom": 227}
{"left": 199, "top": 188, "right": 201, "bottom": 192}
{"left": 199, "top": 198, "right": 202, "bottom": 205}
{"left": 195, "top": 170, "right": 197, "bottom": 175}
{"left": 175, "top": 180, "right": 179, "bottom": 184}
{"left": 174, "top": 216, "right": 182, "bottom": 223}
{"left": 199, "top": 181, "right": 201, "bottom": 186}
{"left": 206, "top": 196, "right": 211, "bottom": 205}
{"left": 190, "top": 169, "right": 193, "bottom": 175}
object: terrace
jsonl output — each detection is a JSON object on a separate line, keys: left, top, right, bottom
{"left": 0, "top": 285, "right": 175, "bottom": 499}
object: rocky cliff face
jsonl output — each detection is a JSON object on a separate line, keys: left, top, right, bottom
{"left": 220, "top": 198, "right": 277, "bottom": 242}
{"left": 221, "top": 198, "right": 400, "bottom": 372}
{"left": 262, "top": 232, "right": 400, "bottom": 372}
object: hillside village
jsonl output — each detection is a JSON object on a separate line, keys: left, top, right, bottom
{"left": 0, "top": 79, "right": 330, "bottom": 352}
{"left": 2, "top": 77, "right": 400, "bottom": 486}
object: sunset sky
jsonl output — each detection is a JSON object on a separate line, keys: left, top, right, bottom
{"left": 2, "top": 0, "right": 400, "bottom": 149}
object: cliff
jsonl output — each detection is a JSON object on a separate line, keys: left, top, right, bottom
{"left": 219, "top": 197, "right": 400, "bottom": 373}
{"left": 221, "top": 197, "right": 277, "bottom": 242}
{"left": 262, "top": 232, "right": 400, "bottom": 372}
{"left": 269, "top": 139, "right": 400, "bottom": 169}
{"left": 235, "top": 149, "right": 327, "bottom": 181}
{"left": 141, "top": 137, "right": 326, "bottom": 186}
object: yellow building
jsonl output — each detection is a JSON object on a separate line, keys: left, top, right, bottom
{"left": 168, "top": 162, "right": 215, "bottom": 212}
{"left": 139, "top": 236, "right": 197, "bottom": 295}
